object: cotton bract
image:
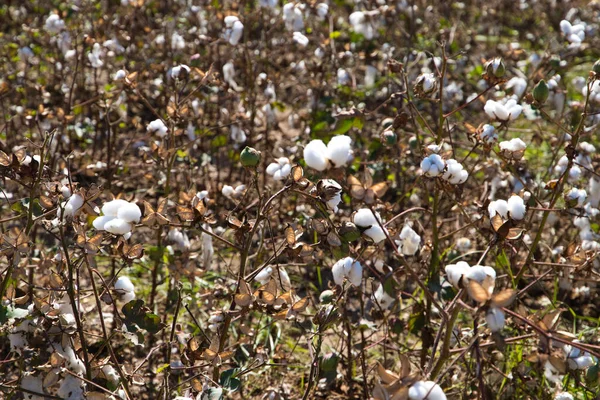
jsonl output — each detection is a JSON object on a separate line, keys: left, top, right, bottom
{"left": 484, "top": 99, "right": 522, "bottom": 122}
{"left": 266, "top": 157, "right": 292, "bottom": 181}
{"left": 408, "top": 380, "right": 447, "bottom": 400}
{"left": 332, "top": 257, "right": 362, "bottom": 287}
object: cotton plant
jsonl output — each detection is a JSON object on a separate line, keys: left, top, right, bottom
{"left": 303, "top": 135, "right": 353, "bottom": 171}
{"left": 223, "top": 15, "right": 244, "bottom": 46}
{"left": 353, "top": 208, "right": 388, "bottom": 243}
{"left": 395, "top": 224, "right": 421, "bottom": 256}
{"left": 331, "top": 257, "right": 362, "bottom": 287}
{"left": 93, "top": 199, "right": 142, "bottom": 236}
{"left": 266, "top": 157, "right": 292, "bottom": 181}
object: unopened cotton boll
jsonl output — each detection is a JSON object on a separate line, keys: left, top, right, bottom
{"left": 442, "top": 159, "right": 468, "bottom": 184}
{"left": 507, "top": 195, "right": 526, "bottom": 220}
{"left": 421, "top": 154, "right": 446, "bottom": 177}
{"left": 486, "top": 307, "right": 505, "bottom": 332}
{"left": 293, "top": 32, "right": 309, "bottom": 47}
{"left": 147, "top": 119, "right": 168, "bottom": 138}
{"left": 408, "top": 380, "right": 447, "bottom": 400}
{"left": 326, "top": 135, "right": 353, "bottom": 168}
{"left": 304, "top": 139, "right": 329, "bottom": 171}
{"left": 484, "top": 99, "right": 522, "bottom": 122}
{"left": 331, "top": 257, "right": 362, "bottom": 287}
{"left": 266, "top": 157, "right": 292, "bottom": 181}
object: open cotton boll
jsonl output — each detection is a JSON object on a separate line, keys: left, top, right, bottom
{"left": 22, "top": 374, "right": 45, "bottom": 400}
{"left": 499, "top": 138, "right": 527, "bottom": 152}
{"left": 397, "top": 225, "right": 421, "bottom": 255}
{"left": 484, "top": 99, "right": 522, "bottom": 122}
{"left": 408, "top": 380, "right": 447, "bottom": 400}
{"left": 102, "top": 365, "right": 120, "bottom": 385}
{"left": 104, "top": 218, "right": 133, "bottom": 235}
{"left": 171, "top": 64, "right": 190, "bottom": 79}
{"left": 442, "top": 159, "right": 468, "bottom": 184}
{"left": 374, "top": 284, "right": 394, "bottom": 309}
{"left": 466, "top": 266, "right": 496, "bottom": 295}
{"left": 58, "top": 374, "right": 85, "bottom": 400}
{"left": 321, "top": 179, "right": 343, "bottom": 212}
{"left": 326, "top": 135, "right": 353, "bottom": 168}
{"left": 507, "top": 195, "right": 526, "bottom": 220}
{"left": 566, "top": 188, "right": 587, "bottom": 207}
{"left": 304, "top": 139, "right": 329, "bottom": 171}
{"left": 255, "top": 266, "right": 273, "bottom": 285}
{"left": 222, "top": 185, "right": 235, "bottom": 197}
{"left": 421, "top": 154, "right": 446, "bottom": 177}
{"left": 488, "top": 199, "right": 509, "bottom": 219}
{"left": 266, "top": 157, "right": 292, "bottom": 181}
{"left": 486, "top": 307, "right": 505, "bottom": 332}
{"left": 364, "top": 225, "right": 388, "bottom": 243}
{"left": 445, "top": 261, "right": 471, "bottom": 288}
{"left": 60, "top": 193, "right": 84, "bottom": 219}
{"left": 167, "top": 229, "right": 191, "bottom": 251}
{"left": 479, "top": 124, "right": 497, "bottom": 144}
{"left": 337, "top": 68, "right": 351, "bottom": 85}
{"left": 353, "top": 208, "right": 380, "bottom": 228}
{"left": 102, "top": 199, "right": 130, "bottom": 217}
{"left": 115, "top": 276, "right": 135, "bottom": 293}
{"left": 147, "top": 119, "right": 168, "bottom": 138}
{"left": 331, "top": 257, "right": 362, "bottom": 287}
{"left": 116, "top": 202, "right": 141, "bottom": 223}
{"left": 293, "top": 32, "right": 309, "bottom": 47}
{"left": 555, "top": 393, "right": 574, "bottom": 400}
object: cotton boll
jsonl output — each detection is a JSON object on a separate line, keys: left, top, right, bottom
{"left": 442, "top": 159, "right": 468, "bottom": 184}
{"left": 21, "top": 374, "right": 45, "bottom": 400}
{"left": 486, "top": 307, "right": 505, "bottom": 332}
{"left": 147, "top": 119, "right": 168, "bottom": 138}
{"left": 332, "top": 257, "right": 362, "bottom": 287}
{"left": 455, "top": 237, "right": 471, "bottom": 252}
{"left": 353, "top": 208, "right": 380, "bottom": 228}
{"left": 58, "top": 374, "right": 85, "bottom": 400}
{"left": 117, "top": 202, "right": 141, "bottom": 223}
{"left": 484, "top": 99, "right": 522, "bottom": 122}
{"left": 507, "top": 195, "right": 526, "bottom": 220}
{"left": 201, "top": 225, "right": 214, "bottom": 269}
{"left": 114, "top": 69, "right": 127, "bottom": 81}
{"left": 566, "top": 188, "right": 587, "bottom": 207}
{"left": 408, "top": 380, "right": 447, "bottom": 400}
{"left": 445, "top": 261, "right": 470, "bottom": 288}
{"left": 505, "top": 77, "right": 527, "bottom": 98}
{"left": 421, "top": 154, "right": 446, "bottom": 177}
{"left": 102, "top": 199, "right": 130, "bottom": 217}
{"left": 62, "top": 193, "right": 84, "bottom": 218}
{"left": 266, "top": 157, "right": 292, "bottom": 181}
{"left": 93, "top": 215, "right": 115, "bottom": 230}
{"left": 255, "top": 266, "right": 273, "bottom": 285}
{"left": 374, "top": 284, "right": 394, "bottom": 309}
{"left": 167, "top": 229, "right": 191, "bottom": 251}
{"left": 488, "top": 199, "right": 509, "bottom": 219}
{"left": 337, "top": 68, "right": 351, "bottom": 86}
{"left": 102, "top": 365, "right": 120, "bottom": 385}
{"left": 104, "top": 218, "right": 133, "bottom": 235}
{"left": 331, "top": 259, "right": 346, "bottom": 286}
{"left": 326, "top": 135, "right": 352, "bottom": 168}
{"left": 589, "top": 178, "right": 600, "bottom": 208}
{"left": 479, "top": 124, "right": 497, "bottom": 144}
{"left": 321, "top": 179, "right": 343, "bottom": 212}
{"left": 222, "top": 185, "right": 235, "bottom": 197}
{"left": 293, "top": 32, "right": 309, "bottom": 47}
{"left": 304, "top": 139, "right": 329, "bottom": 171}
{"left": 171, "top": 64, "right": 190, "bottom": 79}
{"left": 466, "top": 266, "right": 496, "bottom": 294}
{"left": 316, "top": 3, "right": 328, "bottom": 20}
{"left": 364, "top": 225, "right": 388, "bottom": 243}
{"left": 397, "top": 225, "right": 421, "bottom": 255}
{"left": 115, "top": 276, "right": 135, "bottom": 294}
{"left": 555, "top": 393, "right": 574, "bottom": 400}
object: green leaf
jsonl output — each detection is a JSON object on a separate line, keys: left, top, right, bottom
{"left": 331, "top": 118, "right": 353, "bottom": 135}
{"left": 220, "top": 368, "right": 241, "bottom": 391}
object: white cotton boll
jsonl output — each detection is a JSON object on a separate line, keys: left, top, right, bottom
{"left": 555, "top": 393, "right": 574, "bottom": 400}
{"left": 507, "top": 195, "right": 526, "bottom": 220}
{"left": 488, "top": 199, "right": 509, "bottom": 219}
{"left": 202, "top": 225, "right": 214, "bottom": 269}
{"left": 45, "top": 13, "right": 65, "bottom": 34}
{"left": 102, "top": 365, "right": 120, "bottom": 385}
{"left": 326, "top": 135, "right": 352, "bottom": 168}
{"left": 93, "top": 215, "right": 114, "bottom": 231}
{"left": 442, "top": 159, "right": 468, "bottom": 184}
{"left": 117, "top": 202, "right": 141, "bottom": 223}
{"left": 505, "top": 77, "right": 527, "bottom": 98}
{"left": 486, "top": 307, "right": 505, "bottom": 332}
{"left": 167, "top": 229, "right": 191, "bottom": 251}
{"left": 171, "top": 64, "right": 190, "bottom": 79}
{"left": 101, "top": 199, "right": 129, "bottom": 217}
{"left": 466, "top": 266, "right": 496, "bottom": 293}
{"left": 566, "top": 188, "right": 587, "bottom": 207}
{"left": 337, "top": 68, "right": 351, "bottom": 85}
{"left": 88, "top": 43, "right": 103, "bottom": 68}
{"left": 293, "top": 32, "right": 309, "bottom": 47}
{"left": 322, "top": 179, "right": 343, "bottom": 212}
{"left": 58, "top": 374, "right": 85, "bottom": 400}
{"left": 115, "top": 276, "right": 135, "bottom": 294}
{"left": 484, "top": 99, "right": 522, "bottom": 121}
{"left": 332, "top": 257, "right": 362, "bottom": 287}
{"left": 445, "top": 261, "right": 470, "bottom": 288}
{"left": 397, "top": 225, "right": 421, "bottom": 255}
{"left": 456, "top": 237, "right": 471, "bottom": 252}
{"left": 104, "top": 218, "right": 133, "bottom": 235}
{"left": 316, "top": 3, "right": 328, "bottom": 20}
{"left": 365, "top": 65, "right": 378, "bottom": 87}
{"left": 364, "top": 225, "right": 388, "bottom": 243}
{"left": 235, "top": 185, "right": 246, "bottom": 196}
{"left": 374, "top": 284, "right": 394, "bottom": 309}
{"left": 479, "top": 124, "right": 497, "bottom": 143}
{"left": 230, "top": 124, "right": 247, "bottom": 144}
{"left": 61, "top": 185, "right": 72, "bottom": 198}
{"left": 222, "top": 185, "right": 235, "bottom": 197}
{"left": 420, "top": 154, "right": 446, "bottom": 177}
{"left": 255, "top": 266, "right": 273, "bottom": 285}
{"left": 408, "top": 380, "right": 447, "bottom": 400}
{"left": 260, "top": 0, "right": 278, "bottom": 7}
{"left": 171, "top": 32, "right": 185, "bottom": 50}
{"left": 353, "top": 208, "right": 379, "bottom": 228}
{"left": 574, "top": 354, "right": 595, "bottom": 369}
{"left": 114, "top": 69, "right": 127, "bottom": 81}
{"left": 589, "top": 178, "right": 600, "bottom": 208}
{"left": 147, "top": 119, "right": 168, "bottom": 138}
{"left": 304, "top": 139, "right": 329, "bottom": 171}
{"left": 229, "top": 20, "right": 244, "bottom": 45}
{"left": 499, "top": 138, "right": 527, "bottom": 152}
{"left": 63, "top": 193, "right": 84, "bottom": 218}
